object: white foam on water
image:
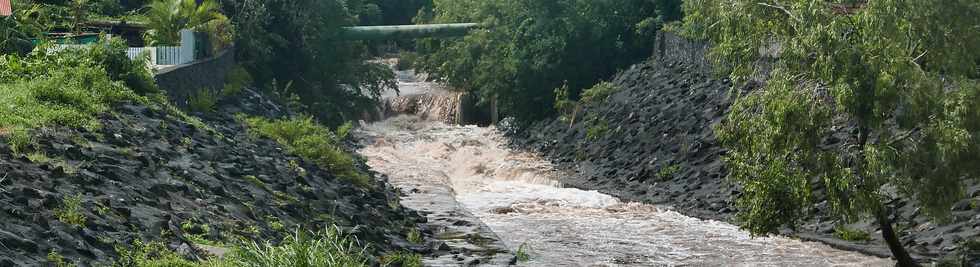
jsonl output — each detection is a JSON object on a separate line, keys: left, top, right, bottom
{"left": 359, "top": 113, "right": 894, "bottom": 267}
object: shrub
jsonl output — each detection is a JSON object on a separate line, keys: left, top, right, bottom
{"left": 657, "top": 164, "right": 682, "bottom": 180}
{"left": 55, "top": 194, "right": 86, "bottom": 228}
{"left": 585, "top": 119, "right": 609, "bottom": 141}
{"left": 244, "top": 116, "right": 370, "bottom": 188}
{"left": 222, "top": 65, "right": 253, "bottom": 97}
{"left": 188, "top": 88, "right": 218, "bottom": 113}
{"left": 579, "top": 82, "right": 618, "bottom": 104}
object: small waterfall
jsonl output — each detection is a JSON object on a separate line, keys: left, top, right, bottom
{"left": 383, "top": 92, "right": 466, "bottom": 124}
{"left": 373, "top": 67, "right": 492, "bottom": 125}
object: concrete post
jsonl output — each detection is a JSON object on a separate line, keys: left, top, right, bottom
{"left": 179, "top": 29, "right": 195, "bottom": 64}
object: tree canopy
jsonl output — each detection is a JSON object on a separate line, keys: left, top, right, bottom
{"left": 681, "top": 0, "right": 980, "bottom": 264}
{"left": 219, "top": 0, "right": 397, "bottom": 126}
{"left": 414, "top": 0, "right": 682, "bottom": 121}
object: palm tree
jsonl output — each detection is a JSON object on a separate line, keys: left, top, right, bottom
{"left": 143, "top": 0, "right": 224, "bottom": 45}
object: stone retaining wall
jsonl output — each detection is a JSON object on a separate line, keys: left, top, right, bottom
{"left": 154, "top": 47, "right": 235, "bottom": 108}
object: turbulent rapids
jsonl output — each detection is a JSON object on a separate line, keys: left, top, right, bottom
{"left": 355, "top": 70, "right": 896, "bottom": 266}
{"left": 356, "top": 114, "right": 895, "bottom": 266}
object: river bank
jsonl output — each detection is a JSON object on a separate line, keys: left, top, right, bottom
{"left": 504, "top": 55, "right": 980, "bottom": 264}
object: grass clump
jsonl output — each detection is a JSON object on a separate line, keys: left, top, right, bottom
{"left": 406, "top": 228, "right": 422, "bottom": 244}
{"left": 657, "top": 164, "right": 682, "bottom": 180}
{"left": 381, "top": 251, "right": 422, "bottom": 267}
{"left": 55, "top": 194, "right": 86, "bottom": 228}
{"left": 113, "top": 240, "right": 198, "bottom": 267}
{"left": 243, "top": 116, "right": 370, "bottom": 188}
{"left": 47, "top": 251, "right": 77, "bottom": 267}
{"left": 515, "top": 242, "right": 532, "bottom": 262}
{"left": 217, "top": 226, "right": 369, "bottom": 267}
{"left": 188, "top": 88, "right": 219, "bottom": 113}
{"left": 834, "top": 225, "right": 871, "bottom": 242}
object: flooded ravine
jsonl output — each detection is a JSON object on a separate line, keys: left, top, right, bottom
{"left": 357, "top": 116, "right": 894, "bottom": 266}
{"left": 356, "top": 68, "right": 894, "bottom": 266}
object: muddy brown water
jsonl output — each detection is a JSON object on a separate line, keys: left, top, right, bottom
{"left": 359, "top": 69, "right": 894, "bottom": 266}
{"left": 357, "top": 115, "right": 894, "bottom": 266}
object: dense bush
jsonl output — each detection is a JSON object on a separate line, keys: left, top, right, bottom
{"left": 220, "top": 0, "right": 396, "bottom": 127}
{"left": 414, "top": 0, "right": 682, "bottom": 121}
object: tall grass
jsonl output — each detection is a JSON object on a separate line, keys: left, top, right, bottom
{"left": 211, "top": 226, "right": 369, "bottom": 267}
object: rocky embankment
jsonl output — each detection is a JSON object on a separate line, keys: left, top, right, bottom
{"left": 0, "top": 89, "right": 422, "bottom": 266}
{"left": 507, "top": 49, "right": 980, "bottom": 263}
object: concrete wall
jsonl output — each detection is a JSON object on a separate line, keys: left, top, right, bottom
{"left": 653, "top": 31, "right": 777, "bottom": 82}
{"left": 653, "top": 31, "right": 713, "bottom": 74}
{"left": 154, "top": 47, "right": 235, "bottom": 108}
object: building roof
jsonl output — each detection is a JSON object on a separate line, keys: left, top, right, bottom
{"left": 0, "top": 0, "right": 11, "bottom": 16}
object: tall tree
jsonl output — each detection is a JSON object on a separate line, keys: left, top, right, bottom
{"left": 219, "top": 0, "right": 395, "bottom": 126}
{"left": 143, "top": 0, "right": 224, "bottom": 45}
{"left": 414, "top": 0, "right": 682, "bottom": 121}
{"left": 681, "top": 0, "right": 980, "bottom": 265}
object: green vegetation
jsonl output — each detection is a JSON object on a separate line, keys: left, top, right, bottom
{"left": 1, "top": 16, "right": 34, "bottom": 54}
{"left": 143, "top": 0, "right": 226, "bottom": 46}
{"left": 414, "top": 0, "right": 682, "bottom": 121}
{"left": 181, "top": 220, "right": 219, "bottom": 246}
{"left": 243, "top": 116, "right": 370, "bottom": 188}
{"left": 380, "top": 251, "right": 423, "bottom": 267}
{"left": 113, "top": 240, "right": 199, "bottom": 267}
{"left": 585, "top": 119, "right": 609, "bottom": 141}
{"left": 684, "top": 0, "right": 980, "bottom": 265}
{"left": 215, "top": 227, "right": 369, "bottom": 267}
{"left": 55, "top": 194, "right": 87, "bottom": 228}
{"left": 242, "top": 175, "right": 266, "bottom": 189}
{"left": 406, "top": 228, "right": 422, "bottom": 244}
{"left": 657, "top": 164, "right": 682, "bottom": 180}
{"left": 222, "top": 65, "right": 253, "bottom": 97}
{"left": 0, "top": 38, "right": 160, "bottom": 153}
{"left": 833, "top": 226, "right": 871, "bottom": 242}
{"left": 113, "top": 227, "right": 371, "bottom": 267}
{"left": 220, "top": 0, "right": 396, "bottom": 127}
{"left": 188, "top": 88, "right": 219, "bottom": 113}
{"left": 515, "top": 242, "right": 532, "bottom": 262}
{"left": 47, "top": 251, "right": 77, "bottom": 267}
{"left": 580, "top": 82, "right": 619, "bottom": 105}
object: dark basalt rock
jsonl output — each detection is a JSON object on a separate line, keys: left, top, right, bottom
{"left": 0, "top": 88, "right": 423, "bottom": 266}
{"left": 507, "top": 56, "right": 980, "bottom": 263}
